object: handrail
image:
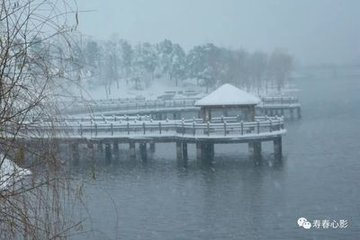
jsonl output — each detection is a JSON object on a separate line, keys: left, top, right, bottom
{"left": 27, "top": 115, "right": 279, "bottom": 125}
{"left": 62, "top": 99, "right": 198, "bottom": 114}
{"left": 13, "top": 117, "right": 285, "bottom": 139}
{"left": 60, "top": 95, "right": 299, "bottom": 115}
{"left": 261, "top": 96, "right": 299, "bottom": 104}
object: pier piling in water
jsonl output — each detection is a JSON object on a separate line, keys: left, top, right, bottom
{"left": 297, "top": 107, "right": 302, "bottom": 119}
{"left": 274, "top": 137, "right": 282, "bottom": 159}
{"left": 176, "top": 142, "right": 182, "bottom": 160}
{"left": 196, "top": 143, "right": 214, "bottom": 162}
{"left": 149, "top": 142, "right": 155, "bottom": 153}
{"left": 97, "top": 142, "right": 104, "bottom": 152}
{"left": 182, "top": 143, "right": 188, "bottom": 161}
{"left": 248, "top": 142, "right": 255, "bottom": 156}
{"left": 105, "top": 143, "right": 112, "bottom": 164}
{"left": 196, "top": 143, "right": 203, "bottom": 160}
{"left": 290, "top": 109, "right": 294, "bottom": 119}
{"left": 176, "top": 142, "right": 188, "bottom": 162}
{"left": 254, "top": 142, "right": 262, "bottom": 159}
{"left": 140, "top": 143, "right": 147, "bottom": 161}
{"left": 71, "top": 143, "right": 80, "bottom": 165}
{"left": 129, "top": 142, "right": 136, "bottom": 159}
{"left": 113, "top": 140, "right": 120, "bottom": 160}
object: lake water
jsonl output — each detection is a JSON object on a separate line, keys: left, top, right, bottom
{"left": 70, "top": 72, "right": 360, "bottom": 240}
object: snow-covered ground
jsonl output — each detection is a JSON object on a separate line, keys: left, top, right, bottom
{"left": 64, "top": 78, "right": 299, "bottom": 112}
{"left": 72, "top": 78, "right": 206, "bottom": 101}
{"left": 0, "top": 154, "right": 31, "bottom": 191}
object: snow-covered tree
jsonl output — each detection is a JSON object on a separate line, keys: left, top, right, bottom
{"left": 268, "top": 49, "right": 293, "bottom": 91}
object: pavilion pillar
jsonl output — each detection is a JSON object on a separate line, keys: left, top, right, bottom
{"left": 297, "top": 107, "right": 302, "bottom": 119}
{"left": 250, "top": 106, "right": 256, "bottom": 121}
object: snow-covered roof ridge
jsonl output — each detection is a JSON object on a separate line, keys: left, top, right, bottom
{"left": 195, "top": 84, "right": 260, "bottom": 106}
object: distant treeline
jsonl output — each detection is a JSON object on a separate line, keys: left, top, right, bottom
{"left": 69, "top": 37, "right": 294, "bottom": 94}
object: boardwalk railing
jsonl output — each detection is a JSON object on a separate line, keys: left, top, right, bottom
{"left": 61, "top": 95, "right": 300, "bottom": 115}
{"left": 31, "top": 115, "right": 276, "bottom": 125}
{"left": 62, "top": 99, "right": 198, "bottom": 114}
{"left": 13, "top": 116, "right": 285, "bottom": 139}
{"left": 261, "top": 96, "right": 299, "bottom": 105}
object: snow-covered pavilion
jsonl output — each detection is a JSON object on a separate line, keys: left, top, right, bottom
{"left": 195, "top": 84, "right": 260, "bottom": 122}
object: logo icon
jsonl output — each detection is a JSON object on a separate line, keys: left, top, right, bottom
{"left": 298, "top": 217, "right": 312, "bottom": 229}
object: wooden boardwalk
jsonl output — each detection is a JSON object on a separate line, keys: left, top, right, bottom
{"left": 8, "top": 116, "right": 285, "bottom": 163}
{"left": 258, "top": 96, "right": 301, "bottom": 119}
{"left": 61, "top": 96, "right": 301, "bottom": 120}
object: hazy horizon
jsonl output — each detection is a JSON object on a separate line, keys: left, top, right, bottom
{"left": 76, "top": 0, "right": 360, "bottom": 66}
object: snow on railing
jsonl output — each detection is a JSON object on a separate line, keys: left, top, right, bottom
{"left": 63, "top": 99, "right": 198, "bottom": 114}
{"left": 27, "top": 115, "right": 278, "bottom": 125}
{"left": 13, "top": 116, "right": 285, "bottom": 139}
{"left": 60, "top": 95, "right": 300, "bottom": 115}
{"left": 261, "top": 96, "right": 299, "bottom": 105}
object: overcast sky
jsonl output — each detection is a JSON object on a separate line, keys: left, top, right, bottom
{"left": 76, "top": 0, "right": 360, "bottom": 65}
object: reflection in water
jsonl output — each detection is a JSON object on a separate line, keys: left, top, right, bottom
{"left": 68, "top": 151, "right": 286, "bottom": 240}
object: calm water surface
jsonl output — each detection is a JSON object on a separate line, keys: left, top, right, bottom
{"left": 71, "top": 73, "right": 360, "bottom": 240}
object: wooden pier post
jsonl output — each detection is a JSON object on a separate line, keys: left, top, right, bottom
{"left": 140, "top": 143, "right": 147, "bottom": 161}
{"left": 149, "top": 142, "right": 155, "bottom": 153}
{"left": 176, "top": 142, "right": 183, "bottom": 160}
{"left": 97, "top": 142, "right": 104, "bottom": 152}
{"left": 71, "top": 142, "right": 80, "bottom": 165}
{"left": 274, "top": 137, "right": 282, "bottom": 159}
{"left": 113, "top": 140, "right": 120, "bottom": 160}
{"left": 176, "top": 142, "right": 188, "bottom": 162}
{"left": 105, "top": 143, "right": 112, "bottom": 164}
{"left": 87, "top": 142, "right": 95, "bottom": 163}
{"left": 204, "top": 143, "right": 214, "bottom": 162}
{"left": 253, "top": 142, "right": 262, "bottom": 159}
{"left": 182, "top": 142, "right": 188, "bottom": 161}
{"left": 176, "top": 142, "right": 188, "bottom": 167}
{"left": 129, "top": 142, "right": 136, "bottom": 159}
{"left": 290, "top": 108, "right": 294, "bottom": 120}
{"left": 248, "top": 142, "right": 255, "bottom": 156}
{"left": 197, "top": 143, "right": 214, "bottom": 162}
{"left": 196, "top": 143, "right": 203, "bottom": 160}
